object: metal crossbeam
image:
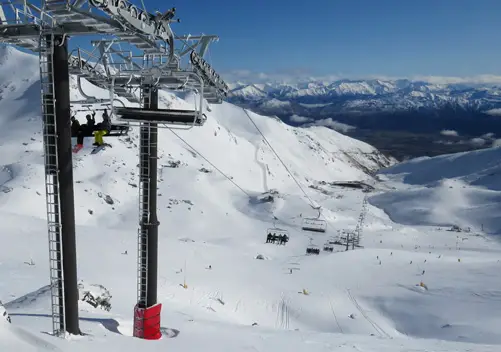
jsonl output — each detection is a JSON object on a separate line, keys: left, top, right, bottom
{"left": 67, "top": 33, "right": 227, "bottom": 104}
{"left": 0, "top": 0, "right": 177, "bottom": 56}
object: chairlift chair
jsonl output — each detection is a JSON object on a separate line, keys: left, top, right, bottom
{"left": 265, "top": 228, "right": 289, "bottom": 245}
{"left": 70, "top": 103, "right": 110, "bottom": 113}
{"left": 70, "top": 105, "right": 92, "bottom": 114}
{"left": 323, "top": 242, "right": 334, "bottom": 252}
{"left": 302, "top": 218, "right": 327, "bottom": 233}
{"left": 71, "top": 100, "right": 130, "bottom": 137}
{"left": 266, "top": 215, "right": 290, "bottom": 244}
{"left": 265, "top": 227, "right": 289, "bottom": 238}
{"left": 302, "top": 207, "right": 327, "bottom": 233}
{"left": 306, "top": 245, "right": 320, "bottom": 255}
{"left": 109, "top": 71, "right": 207, "bottom": 130}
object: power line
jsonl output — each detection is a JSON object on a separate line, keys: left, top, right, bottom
{"left": 168, "top": 128, "right": 252, "bottom": 198}
{"left": 242, "top": 108, "right": 317, "bottom": 209}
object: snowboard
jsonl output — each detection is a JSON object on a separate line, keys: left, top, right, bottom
{"left": 91, "top": 143, "right": 112, "bottom": 154}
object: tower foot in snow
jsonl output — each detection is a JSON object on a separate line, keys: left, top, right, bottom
{"left": 133, "top": 303, "right": 162, "bottom": 340}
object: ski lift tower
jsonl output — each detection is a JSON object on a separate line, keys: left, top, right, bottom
{"left": 0, "top": 0, "right": 226, "bottom": 339}
{"left": 353, "top": 195, "right": 368, "bottom": 249}
{"left": 90, "top": 34, "right": 227, "bottom": 338}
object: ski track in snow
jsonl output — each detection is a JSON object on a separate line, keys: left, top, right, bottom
{"left": 254, "top": 139, "right": 269, "bottom": 192}
{"left": 346, "top": 289, "right": 390, "bottom": 339}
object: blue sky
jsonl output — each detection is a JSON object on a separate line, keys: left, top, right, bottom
{"left": 153, "top": 0, "right": 501, "bottom": 82}
{"left": 64, "top": 0, "right": 501, "bottom": 83}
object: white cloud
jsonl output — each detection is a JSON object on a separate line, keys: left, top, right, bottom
{"left": 436, "top": 135, "right": 495, "bottom": 147}
{"left": 440, "top": 129, "right": 459, "bottom": 137}
{"left": 221, "top": 69, "right": 342, "bottom": 84}
{"left": 286, "top": 113, "right": 355, "bottom": 132}
{"left": 408, "top": 74, "right": 501, "bottom": 85}
{"left": 485, "top": 108, "right": 501, "bottom": 116}
{"left": 289, "top": 114, "right": 312, "bottom": 123}
{"left": 310, "top": 118, "right": 355, "bottom": 133}
{"left": 481, "top": 132, "right": 496, "bottom": 139}
{"left": 434, "top": 140, "right": 455, "bottom": 145}
{"left": 469, "top": 137, "right": 486, "bottom": 146}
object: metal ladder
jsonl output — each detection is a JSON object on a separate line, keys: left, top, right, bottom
{"left": 39, "top": 31, "right": 66, "bottom": 336}
{"left": 136, "top": 85, "right": 153, "bottom": 308}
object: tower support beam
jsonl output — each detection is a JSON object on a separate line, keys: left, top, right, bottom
{"left": 143, "top": 86, "right": 159, "bottom": 307}
{"left": 134, "top": 85, "right": 161, "bottom": 340}
{"left": 54, "top": 35, "right": 80, "bottom": 336}
{"left": 41, "top": 34, "right": 80, "bottom": 336}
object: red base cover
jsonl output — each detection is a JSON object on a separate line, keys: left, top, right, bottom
{"left": 133, "top": 303, "right": 162, "bottom": 340}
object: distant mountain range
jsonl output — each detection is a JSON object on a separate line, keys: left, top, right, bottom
{"left": 226, "top": 79, "right": 501, "bottom": 117}
{"left": 226, "top": 79, "right": 501, "bottom": 160}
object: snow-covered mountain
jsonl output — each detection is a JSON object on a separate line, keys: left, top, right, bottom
{"left": 1, "top": 45, "right": 501, "bottom": 352}
{"left": 227, "top": 79, "right": 501, "bottom": 116}
{"left": 374, "top": 146, "right": 501, "bottom": 234}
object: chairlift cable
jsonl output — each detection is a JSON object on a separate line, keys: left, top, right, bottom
{"left": 140, "top": 0, "right": 147, "bottom": 14}
{"left": 242, "top": 108, "right": 316, "bottom": 208}
{"left": 168, "top": 129, "right": 283, "bottom": 226}
{"left": 168, "top": 129, "right": 252, "bottom": 198}
{"left": 242, "top": 108, "right": 338, "bottom": 232}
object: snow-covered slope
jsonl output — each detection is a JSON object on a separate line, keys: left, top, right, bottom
{"left": 372, "top": 147, "right": 501, "bottom": 234}
{"left": 1, "top": 46, "right": 501, "bottom": 352}
{"left": 0, "top": 46, "right": 40, "bottom": 134}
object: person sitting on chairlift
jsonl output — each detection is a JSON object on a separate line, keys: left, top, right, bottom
{"left": 86, "top": 112, "right": 96, "bottom": 131}
{"left": 93, "top": 122, "right": 107, "bottom": 147}
{"left": 101, "top": 109, "right": 112, "bottom": 133}
{"left": 76, "top": 123, "right": 90, "bottom": 149}
{"left": 71, "top": 116, "right": 80, "bottom": 137}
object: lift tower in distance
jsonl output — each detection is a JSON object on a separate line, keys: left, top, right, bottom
{"left": 0, "top": 0, "right": 227, "bottom": 339}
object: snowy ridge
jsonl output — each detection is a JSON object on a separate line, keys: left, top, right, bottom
{"left": 0, "top": 46, "right": 501, "bottom": 351}
{"left": 373, "top": 147, "right": 501, "bottom": 234}
{"left": 227, "top": 78, "right": 501, "bottom": 114}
